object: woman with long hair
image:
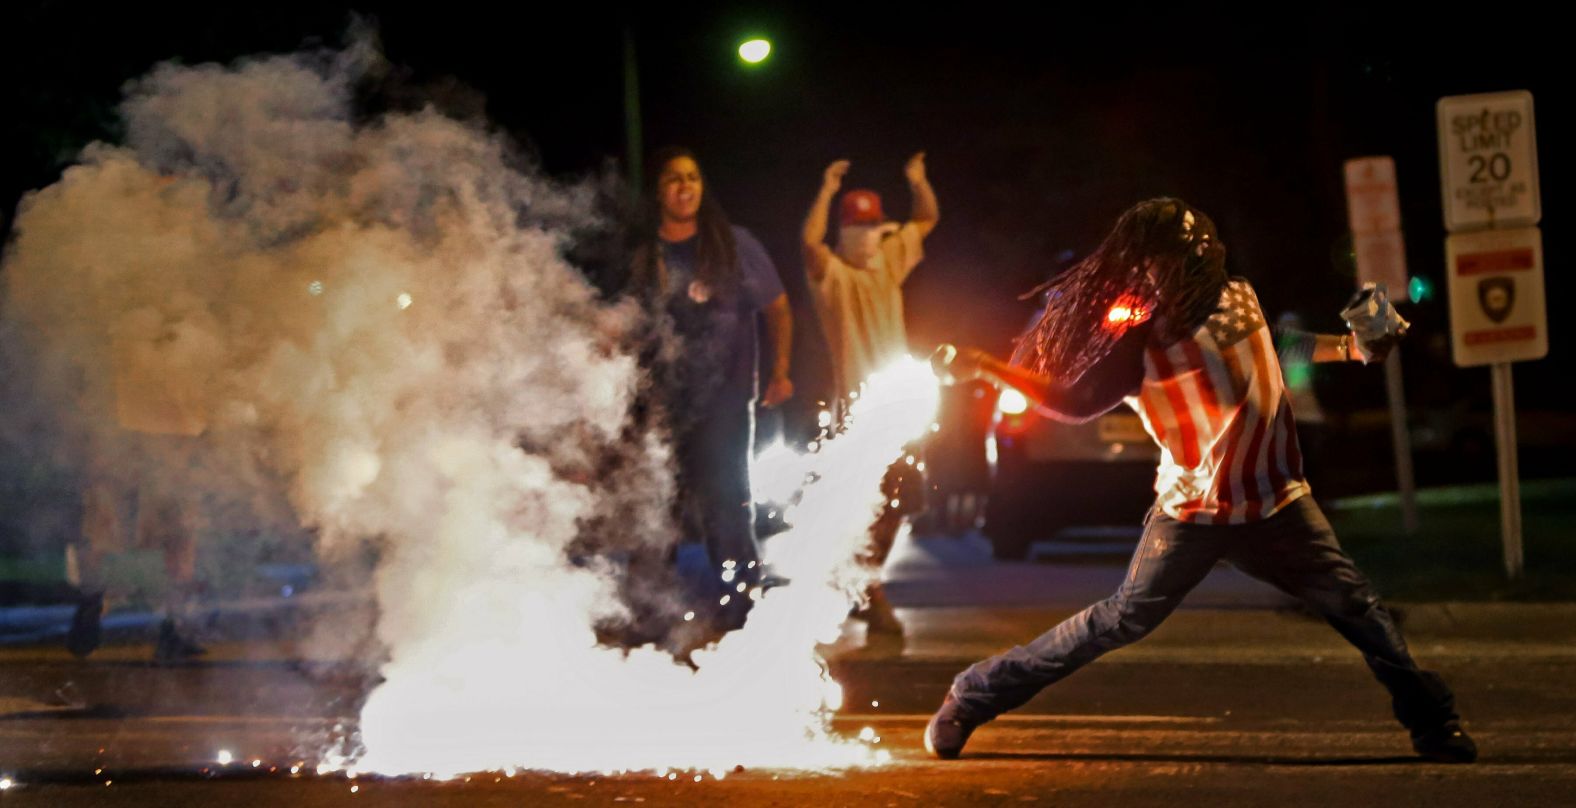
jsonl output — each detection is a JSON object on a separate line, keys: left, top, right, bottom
{"left": 629, "top": 147, "right": 793, "bottom": 628}
{"left": 925, "top": 198, "right": 1474, "bottom": 764}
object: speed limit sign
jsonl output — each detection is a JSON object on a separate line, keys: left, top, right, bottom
{"left": 1437, "top": 91, "right": 1540, "bottom": 231}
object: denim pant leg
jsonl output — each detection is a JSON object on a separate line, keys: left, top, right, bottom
{"left": 950, "top": 511, "right": 1228, "bottom": 721}
{"left": 684, "top": 398, "right": 760, "bottom": 630}
{"left": 680, "top": 398, "right": 761, "bottom": 576}
{"left": 1225, "top": 497, "right": 1459, "bottom": 731}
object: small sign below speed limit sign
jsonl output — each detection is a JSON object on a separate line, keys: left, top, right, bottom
{"left": 1437, "top": 91, "right": 1540, "bottom": 231}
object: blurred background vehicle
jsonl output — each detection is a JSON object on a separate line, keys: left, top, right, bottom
{"left": 981, "top": 386, "right": 1159, "bottom": 560}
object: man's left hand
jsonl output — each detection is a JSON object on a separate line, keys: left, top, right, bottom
{"left": 1355, "top": 333, "right": 1400, "bottom": 365}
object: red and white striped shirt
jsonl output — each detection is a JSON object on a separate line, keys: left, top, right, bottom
{"left": 1128, "top": 279, "right": 1310, "bottom": 524}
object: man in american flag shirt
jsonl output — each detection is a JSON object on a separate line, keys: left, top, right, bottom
{"left": 925, "top": 198, "right": 1475, "bottom": 764}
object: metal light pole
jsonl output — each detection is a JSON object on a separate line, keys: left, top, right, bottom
{"left": 623, "top": 29, "right": 773, "bottom": 200}
{"left": 622, "top": 24, "right": 643, "bottom": 204}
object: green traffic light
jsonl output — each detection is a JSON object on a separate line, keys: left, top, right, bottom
{"left": 1408, "top": 275, "right": 1435, "bottom": 303}
{"left": 738, "top": 38, "right": 772, "bottom": 65}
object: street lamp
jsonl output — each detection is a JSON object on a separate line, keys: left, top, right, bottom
{"left": 738, "top": 38, "right": 772, "bottom": 65}
{"left": 623, "top": 29, "right": 776, "bottom": 197}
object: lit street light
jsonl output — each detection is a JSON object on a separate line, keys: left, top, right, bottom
{"left": 624, "top": 30, "right": 776, "bottom": 197}
{"left": 738, "top": 38, "right": 772, "bottom": 65}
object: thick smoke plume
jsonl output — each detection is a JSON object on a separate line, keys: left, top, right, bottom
{"left": 2, "top": 35, "right": 936, "bottom": 775}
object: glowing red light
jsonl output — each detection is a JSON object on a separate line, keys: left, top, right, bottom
{"left": 997, "top": 388, "right": 1030, "bottom": 415}
{"left": 1104, "top": 298, "right": 1151, "bottom": 332}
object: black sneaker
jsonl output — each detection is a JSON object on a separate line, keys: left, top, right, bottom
{"left": 924, "top": 694, "right": 981, "bottom": 760}
{"left": 65, "top": 593, "right": 104, "bottom": 658}
{"left": 154, "top": 618, "right": 207, "bottom": 664}
{"left": 1411, "top": 721, "right": 1478, "bottom": 763}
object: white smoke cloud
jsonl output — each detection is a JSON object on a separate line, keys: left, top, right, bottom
{"left": 2, "top": 34, "right": 938, "bottom": 776}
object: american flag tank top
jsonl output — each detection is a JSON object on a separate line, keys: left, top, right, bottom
{"left": 1126, "top": 279, "right": 1311, "bottom": 524}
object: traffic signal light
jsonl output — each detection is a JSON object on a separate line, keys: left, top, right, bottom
{"left": 1408, "top": 275, "right": 1436, "bottom": 303}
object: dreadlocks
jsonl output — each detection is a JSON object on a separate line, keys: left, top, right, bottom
{"left": 1012, "top": 198, "right": 1228, "bottom": 383}
{"left": 628, "top": 146, "right": 740, "bottom": 300}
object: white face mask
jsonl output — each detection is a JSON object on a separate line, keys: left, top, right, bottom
{"left": 836, "top": 222, "right": 900, "bottom": 269}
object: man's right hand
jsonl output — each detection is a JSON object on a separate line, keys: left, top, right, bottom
{"left": 905, "top": 151, "right": 927, "bottom": 185}
{"left": 823, "top": 160, "right": 850, "bottom": 193}
{"left": 931, "top": 344, "right": 987, "bottom": 384}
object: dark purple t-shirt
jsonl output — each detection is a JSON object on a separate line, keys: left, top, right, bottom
{"left": 658, "top": 225, "right": 784, "bottom": 410}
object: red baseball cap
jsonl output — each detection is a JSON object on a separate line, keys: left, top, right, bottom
{"left": 839, "top": 189, "right": 885, "bottom": 226}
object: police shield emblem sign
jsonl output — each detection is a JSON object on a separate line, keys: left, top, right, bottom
{"left": 1478, "top": 277, "right": 1515, "bottom": 324}
{"left": 1447, "top": 227, "right": 1546, "bottom": 367}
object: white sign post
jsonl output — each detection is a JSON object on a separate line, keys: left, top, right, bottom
{"left": 1437, "top": 90, "right": 1543, "bottom": 580}
{"left": 1343, "top": 156, "right": 1416, "bottom": 533}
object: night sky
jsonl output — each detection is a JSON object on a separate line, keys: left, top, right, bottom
{"left": 3, "top": 1, "right": 1569, "bottom": 427}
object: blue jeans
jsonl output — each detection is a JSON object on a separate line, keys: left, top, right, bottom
{"left": 951, "top": 496, "right": 1458, "bottom": 732}
{"left": 675, "top": 395, "right": 761, "bottom": 575}
{"left": 673, "top": 394, "right": 760, "bottom": 629}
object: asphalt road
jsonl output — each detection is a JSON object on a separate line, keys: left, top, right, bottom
{"left": 4, "top": 535, "right": 1574, "bottom": 806}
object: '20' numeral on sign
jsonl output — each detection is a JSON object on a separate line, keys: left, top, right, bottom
{"left": 1469, "top": 153, "right": 1511, "bottom": 183}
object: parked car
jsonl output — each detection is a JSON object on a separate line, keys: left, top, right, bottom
{"left": 982, "top": 388, "right": 1159, "bottom": 560}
